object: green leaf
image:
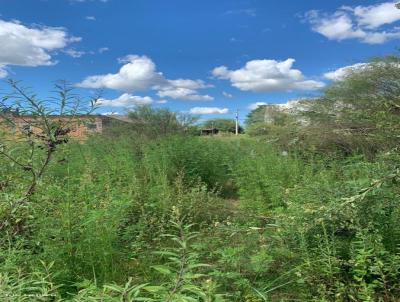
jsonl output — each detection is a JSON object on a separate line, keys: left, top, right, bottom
{"left": 144, "top": 285, "right": 167, "bottom": 293}
{"left": 151, "top": 265, "right": 172, "bottom": 275}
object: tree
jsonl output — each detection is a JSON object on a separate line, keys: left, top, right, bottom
{"left": 203, "top": 118, "right": 243, "bottom": 133}
{"left": 245, "top": 104, "right": 298, "bottom": 143}
{"left": 127, "top": 105, "right": 198, "bottom": 139}
{"left": 300, "top": 55, "right": 400, "bottom": 156}
{"left": 244, "top": 55, "right": 400, "bottom": 156}
{"left": 245, "top": 104, "right": 293, "bottom": 127}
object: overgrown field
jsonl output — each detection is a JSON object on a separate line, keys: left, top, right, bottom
{"left": 2, "top": 55, "right": 400, "bottom": 301}
{"left": 1, "top": 133, "right": 400, "bottom": 301}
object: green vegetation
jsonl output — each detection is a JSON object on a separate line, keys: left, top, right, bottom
{"left": 1, "top": 55, "right": 400, "bottom": 301}
{"left": 202, "top": 118, "right": 243, "bottom": 134}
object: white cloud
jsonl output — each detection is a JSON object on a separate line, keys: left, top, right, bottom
{"left": 156, "top": 79, "right": 213, "bottom": 101}
{"left": 85, "top": 16, "right": 96, "bottom": 21}
{"left": 351, "top": 2, "right": 400, "bottom": 29}
{"left": 189, "top": 107, "right": 229, "bottom": 114}
{"left": 165, "top": 79, "right": 211, "bottom": 89}
{"left": 78, "top": 55, "right": 164, "bottom": 90}
{"left": 63, "top": 48, "right": 85, "bottom": 58}
{"left": 223, "top": 91, "right": 233, "bottom": 98}
{"left": 306, "top": 10, "right": 365, "bottom": 41}
{"left": 362, "top": 30, "right": 400, "bottom": 44}
{"left": 64, "top": 47, "right": 109, "bottom": 57}
{"left": 156, "top": 99, "right": 168, "bottom": 104}
{"left": 98, "top": 47, "right": 109, "bottom": 53}
{"left": 78, "top": 54, "right": 213, "bottom": 101}
{"left": 157, "top": 87, "right": 213, "bottom": 101}
{"left": 323, "top": 63, "right": 368, "bottom": 81}
{"left": 212, "top": 58, "right": 325, "bottom": 92}
{"left": 224, "top": 9, "right": 256, "bottom": 17}
{"left": 98, "top": 93, "right": 153, "bottom": 107}
{"left": 248, "top": 102, "right": 267, "bottom": 110}
{"left": 0, "top": 19, "right": 80, "bottom": 72}
{"left": 305, "top": 2, "right": 400, "bottom": 44}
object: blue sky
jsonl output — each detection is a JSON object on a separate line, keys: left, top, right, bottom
{"left": 1, "top": 0, "right": 400, "bottom": 121}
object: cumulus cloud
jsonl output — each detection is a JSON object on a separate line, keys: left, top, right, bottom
{"left": 306, "top": 10, "right": 365, "bottom": 41}
{"left": 85, "top": 16, "right": 96, "bottom": 21}
{"left": 156, "top": 79, "right": 213, "bottom": 101}
{"left": 0, "top": 19, "right": 80, "bottom": 73}
{"left": 98, "top": 93, "right": 154, "bottom": 107}
{"left": 323, "top": 63, "right": 368, "bottom": 81}
{"left": 78, "top": 55, "right": 213, "bottom": 101}
{"left": 350, "top": 2, "right": 400, "bottom": 29}
{"left": 165, "top": 79, "right": 211, "bottom": 90}
{"left": 189, "top": 107, "right": 229, "bottom": 114}
{"left": 157, "top": 87, "right": 213, "bottom": 101}
{"left": 305, "top": 2, "right": 400, "bottom": 44}
{"left": 212, "top": 58, "right": 325, "bottom": 92}
{"left": 78, "top": 55, "right": 164, "bottom": 90}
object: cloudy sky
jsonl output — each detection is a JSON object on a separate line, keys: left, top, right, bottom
{"left": 1, "top": 0, "right": 400, "bottom": 119}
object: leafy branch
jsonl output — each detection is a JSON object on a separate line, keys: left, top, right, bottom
{"left": 0, "top": 80, "right": 100, "bottom": 234}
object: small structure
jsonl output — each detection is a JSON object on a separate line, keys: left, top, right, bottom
{"left": 200, "top": 128, "right": 219, "bottom": 136}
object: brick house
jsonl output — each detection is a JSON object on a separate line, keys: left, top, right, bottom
{"left": 1, "top": 114, "right": 131, "bottom": 140}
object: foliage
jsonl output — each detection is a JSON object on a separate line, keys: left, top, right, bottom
{"left": 202, "top": 118, "right": 243, "bottom": 134}
{"left": 2, "top": 59, "right": 400, "bottom": 301}
{"left": 245, "top": 104, "right": 294, "bottom": 127}
{"left": 0, "top": 80, "right": 98, "bottom": 235}
{"left": 245, "top": 55, "right": 400, "bottom": 158}
{"left": 127, "top": 105, "right": 199, "bottom": 139}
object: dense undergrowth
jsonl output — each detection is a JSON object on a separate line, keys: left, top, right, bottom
{"left": 2, "top": 56, "right": 400, "bottom": 301}
{"left": 1, "top": 133, "right": 400, "bottom": 301}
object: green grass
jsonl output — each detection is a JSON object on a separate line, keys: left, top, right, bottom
{"left": 1, "top": 134, "right": 400, "bottom": 301}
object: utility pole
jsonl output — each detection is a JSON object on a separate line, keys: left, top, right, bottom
{"left": 235, "top": 109, "right": 239, "bottom": 136}
{"left": 264, "top": 105, "right": 268, "bottom": 123}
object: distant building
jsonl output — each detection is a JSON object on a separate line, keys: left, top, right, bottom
{"left": 0, "top": 114, "right": 131, "bottom": 140}
{"left": 200, "top": 128, "right": 219, "bottom": 135}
